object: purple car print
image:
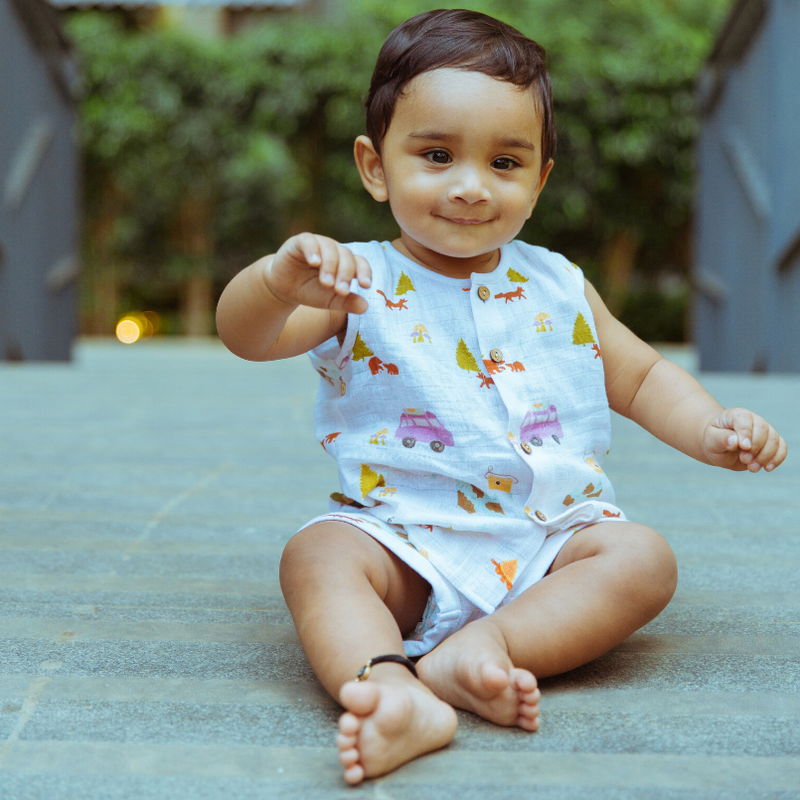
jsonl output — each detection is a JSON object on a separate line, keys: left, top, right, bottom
{"left": 520, "top": 404, "right": 563, "bottom": 446}
{"left": 395, "top": 409, "right": 454, "bottom": 453}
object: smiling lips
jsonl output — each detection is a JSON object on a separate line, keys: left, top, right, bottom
{"left": 443, "top": 216, "right": 491, "bottom": 225}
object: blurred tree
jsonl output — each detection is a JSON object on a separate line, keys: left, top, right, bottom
{"left": 67, "top": 0, "right": 732, "bottom": 339}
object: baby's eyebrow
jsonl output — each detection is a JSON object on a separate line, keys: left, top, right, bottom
{"left": 407, "top": 130, "right": 455, "bottom": 142}
{"left": 499, "top": 137, "right": 537, "bottom": 152}
{"left": 407, "top": 130, "right": 537, "bottom": 152}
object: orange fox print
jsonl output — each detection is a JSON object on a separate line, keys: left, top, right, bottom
{"left": 494, "top": 286, "right": 526, "bottom": 303}
{"left": 369, "top": 356, "right": 399, "bottom": 375}
{"left": 320, "top": 432, "right": 341, "bottom": 451}
{"left": 482, "top": 358, "right": 505, "bottom": 375}
{"left": 477, "top": 372, "right": 495, "bottom": 389}
{"left": 376, "top": 290, "right": 408, "bottom": 310}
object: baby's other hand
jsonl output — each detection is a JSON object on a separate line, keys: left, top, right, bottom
{"left": 265, "top": 233, "right": 372, "bottom": 314}
{"left": 704, "top": 408, "right": 787, "bottom": 472}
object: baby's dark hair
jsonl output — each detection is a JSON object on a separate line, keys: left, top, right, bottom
{"left": 365, "top": 9, "right": 556, "bottom": 168}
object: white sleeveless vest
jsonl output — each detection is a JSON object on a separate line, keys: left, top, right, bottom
{"left": 308, "top": 240, "right": 622, "bottom": 611}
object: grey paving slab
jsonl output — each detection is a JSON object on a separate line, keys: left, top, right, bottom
{"left": 1, "top": 339, "right": 799, "bottom": 799}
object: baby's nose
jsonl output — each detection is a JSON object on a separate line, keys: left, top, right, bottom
{"left": 448, "top": 167, "right": 491, "bottom": 203}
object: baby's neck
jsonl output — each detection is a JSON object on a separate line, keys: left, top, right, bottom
{"left": 391, "top": 238, "right": 500, "bottom": 280}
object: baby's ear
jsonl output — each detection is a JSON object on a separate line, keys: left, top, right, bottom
{"left": 354, "top": 136, "right": 388, "bottom": 202}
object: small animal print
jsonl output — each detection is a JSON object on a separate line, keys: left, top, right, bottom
{"left": 320, "top": 432, "right": 341, "bottom": 451}
{"left": 494, "top": 286, "right": 526, "bottom": 303}
{"left": 592, "top": 343, "right": 602, "bottom": 359}
{"left": 477, "top": 372, "right": 495, "bottom": 389}
{"left": 369, "top": 356, "right": 399, "bottom": 375}
{"left": 482, "top": 358, "right": 505, "bottom": 375}
{"left": 508, "top": 361, "right": 525, "bottom": 372}
{"left": 603, "top": 510, "right": 621, "bottom": 518}
{"left": 376, "top": 290, "right": 408, "bottom": 310}
{"left": 378, "top": 487, "right": 397, "bottom": 497}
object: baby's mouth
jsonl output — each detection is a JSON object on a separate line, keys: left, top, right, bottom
{"left": 442, "top": 216, "right": 491, "bottom": 225}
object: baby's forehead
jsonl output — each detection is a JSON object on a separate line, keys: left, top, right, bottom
{"left": 392, "top": 69, "right": 544, "bottom": 129}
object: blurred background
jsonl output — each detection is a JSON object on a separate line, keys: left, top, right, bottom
{"left": 3, "top": 0, "right": 798, "bottom": 369}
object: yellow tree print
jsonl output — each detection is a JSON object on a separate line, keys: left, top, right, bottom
{"left": 456, "top": 338, "right": 481, "bottom": 372}
{"left": 572, "top": 312, "right": 596, "bottom": 346}
{"left": 395, "top": 272, "right": 416, "bottom": 295}
{"left": 360, "top": 464, "right": 385, "bottom": 498}
{"left": 351, "top": 333, "right": 374, "bottom": 361}
{"left": 507, "top": 267, "right": 529, "bottom": 283}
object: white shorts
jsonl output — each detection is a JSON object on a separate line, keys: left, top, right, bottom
{"left": 298, "top": 510, "right": 584, "bottom": 657}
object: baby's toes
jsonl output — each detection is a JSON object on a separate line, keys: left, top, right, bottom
{"left": 336, "top": 729, "right": 358, "bottom": 753}
{"left": 343, "top": 762, "right": 365, "bottom": 785}
{"left": 517, "top": 712, "right": 540, "bottom": 732}
{"left": 511, "top": 668, "right": 537, "bottom": 694}
{"left": 338, "top": 744, "right": 360, "bottom": 769}
{"left": 338, "top": 711, "right": 360, "bottom": 737}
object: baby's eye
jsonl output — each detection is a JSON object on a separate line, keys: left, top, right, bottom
{"left": 424, "top": 150, "right": 451, "bottom": 165}
{"left": 492, "top": 157, "right": 519, "bottom": 171}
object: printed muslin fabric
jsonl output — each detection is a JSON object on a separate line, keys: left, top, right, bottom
{"left": 307, "top": 240, "right": 624, "bottom": 614}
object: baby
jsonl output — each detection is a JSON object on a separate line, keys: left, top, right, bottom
{"left": 217, "top": 9, "right": 787, "bottom": 785}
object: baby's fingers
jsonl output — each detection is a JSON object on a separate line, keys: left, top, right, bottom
{"left": 314, "top": 241, "right": 358, "bottom": 295}
{"left": 745, "top": 424, "right": 787, "bottom": 472}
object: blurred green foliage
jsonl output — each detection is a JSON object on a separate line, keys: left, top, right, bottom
{"left": 67, "top": 0, "right": 733, "bottom": 338}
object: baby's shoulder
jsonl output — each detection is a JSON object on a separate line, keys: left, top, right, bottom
{"left": 506, "top": 241, "right": 585, "bottom": 291}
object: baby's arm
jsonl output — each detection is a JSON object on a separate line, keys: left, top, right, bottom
{"left": 585, "top": 281, "right": 787, "bottom": 472}
{"left": 216, "top": 233, "right": 372, "bottom": 362}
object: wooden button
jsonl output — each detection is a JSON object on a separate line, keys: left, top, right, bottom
{"left": 477, "top": 286, "right": 490, "bottom": 301}
{"left": 520, "top": 441, "right": 533, "bottom": 454}
{"left": 535, "top": 510, "right": 547, "bottom": 522}
{"left": 490, "top": 349, "right": 503, "bottom": 363}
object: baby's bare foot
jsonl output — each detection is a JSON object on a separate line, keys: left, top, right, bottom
{"left": 417, "top": 622, "right": 540, "bottom": 730}
{"left": 336, "top": 669, "right": 457, "bottom": 785}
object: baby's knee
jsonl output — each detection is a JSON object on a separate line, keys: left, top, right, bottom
{"left": 280, "top": 525, "right": 340, "bottom": 585}
{"left": 622, "top": 526, "right": 678, "bottom": 611}
{"left": 279, "top": 521, "right": 388, "bottom": 595}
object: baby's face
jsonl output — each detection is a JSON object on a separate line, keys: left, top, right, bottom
{"left": 377, "top": 68, "right": 552, "bottom": 276}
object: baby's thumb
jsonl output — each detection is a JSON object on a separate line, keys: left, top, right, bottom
{"left": 717, "top": 408, "right": 753, "bottom": 451}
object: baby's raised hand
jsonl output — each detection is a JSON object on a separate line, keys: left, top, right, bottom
{"left": 704, "top": 408, "right": 787, "bottom": 472}
{"left": 265, "top": 233, "right": 372, "bottom": 314}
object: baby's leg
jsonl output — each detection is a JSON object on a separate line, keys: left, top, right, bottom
{"left": 279, "top": 521, "right": 457, "bottom": 784}
{"left": 417, "top": 521, "right": 676, "bottom": 725}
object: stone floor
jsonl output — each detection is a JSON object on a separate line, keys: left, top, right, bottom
{"left": 1, "top": 339, "right": 798, "bottom": 799}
